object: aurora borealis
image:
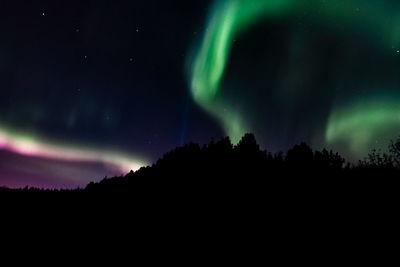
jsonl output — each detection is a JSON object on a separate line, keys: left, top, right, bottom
{"left": 0, "top": 124, "right": 146, "bottom": 174}
{"left": 2, "top": 0, "right": 400, "bottom": 188}
{"left": 190, "top": 0, "right": 400, "bottom": 146}
{"left": 326, "top": 92, "right": 400, "bottom": 157}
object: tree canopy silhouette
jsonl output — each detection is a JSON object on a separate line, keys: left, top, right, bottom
{"left": 2, "top": 133, "right": 400, "bottom": 195}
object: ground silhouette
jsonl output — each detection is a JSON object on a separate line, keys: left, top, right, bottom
{"left": 2, "top": 133, "right": 400, "bottom": 200}
{"left": 2, "top": 133, "right": 399, "bottom": 253}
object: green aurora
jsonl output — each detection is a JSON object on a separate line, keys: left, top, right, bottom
{"left": 326, "top": 92, "right": 400, "bottom": 157}
{"left": 189, "top": 0, "right": 400, "bottom": 157}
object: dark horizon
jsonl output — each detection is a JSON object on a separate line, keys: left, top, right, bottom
{"left": 2, "top": 133, "right": 400, "bottom": 191}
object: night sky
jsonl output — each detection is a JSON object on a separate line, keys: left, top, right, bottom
{"left": 2, "top": 0, "right": 400, "bottom": 188}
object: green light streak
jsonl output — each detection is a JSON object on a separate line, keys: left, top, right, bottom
{"left": 326, "top": 93, "right": 400, "bottom": 157}
{"left": 190, "top": 0, "right": 299, "bottom": 143}
{"left": 189, "top": 0, "right": 400, "bottom": 144}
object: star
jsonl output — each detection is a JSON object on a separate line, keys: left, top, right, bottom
{"left": 42, "top": 12, "right": 46, "bottom": 16}
{"left": 136, "top": 28, "right": 140, "bottom": 33}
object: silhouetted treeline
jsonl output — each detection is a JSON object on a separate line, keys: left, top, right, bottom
{"left": 3, "top": 133, "right": 400, "bottom": 197}
{"left": 3, "top": 133, "right": 400, "bottom": 247}
{"left": 77, "top": 133, "right": 400, "bottom": 201}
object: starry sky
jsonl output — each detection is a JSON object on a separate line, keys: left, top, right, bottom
{"left": 2, "top": 0, "right": 400, "bottom": 188}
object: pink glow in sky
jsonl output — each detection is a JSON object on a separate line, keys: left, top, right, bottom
{"left": 0, "top": 127, "right": 148, "bottom": 188}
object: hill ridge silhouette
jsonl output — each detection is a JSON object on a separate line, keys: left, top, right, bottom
{"left": 3, "top": 133, "right": 397, "bottom": 260}
{"left": 2, "top": 133, "right": 400, "bottom": 195}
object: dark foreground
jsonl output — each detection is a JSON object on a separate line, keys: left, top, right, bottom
{"left": 1, "top": 135, "right": 399, "bottom": 261}
{"left": 2, "top": 134, "right": 399, "bottom": 203}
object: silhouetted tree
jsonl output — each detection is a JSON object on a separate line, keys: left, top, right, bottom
{"left": 360, "top": 149, "right": 393, "bottom": 169}
{"left": 389, "top": 137, "right": 400, "bottom": 168}
{"left": 314, "top": 149, "right": 345, "bottom": 170}
{"left": 235, "top": 133, "right": 260, "bottom": 155}
{"left": 285, "top": 143, "right": 314, "bottom": 170}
